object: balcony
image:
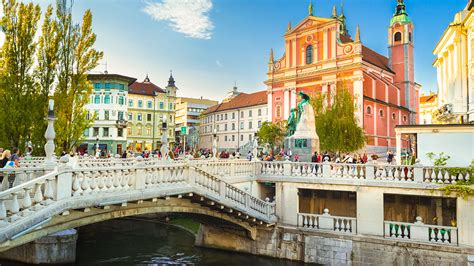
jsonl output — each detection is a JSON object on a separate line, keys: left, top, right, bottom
{"left": 298, "top": 209, "right": 357, "bottom": 235}
{"left": 116, "top": 119, "right": 128, "bottom": 128}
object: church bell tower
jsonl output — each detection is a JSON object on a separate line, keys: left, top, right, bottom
{"left": 388, "top": 0, "right": 417, "bottom": 123}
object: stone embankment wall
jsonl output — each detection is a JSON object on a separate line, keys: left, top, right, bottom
{"left": 195, "top": 224, "right": 473, "bottom": 265}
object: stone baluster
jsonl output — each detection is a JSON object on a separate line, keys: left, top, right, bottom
{"left": 10, "top": 192, "right": 20, "bottom": 215}
{"left": 0, "top": 199, "right": 7, "bottom": 225}
{"left": 22, "top": 188, "right": 33, "bottom": 210}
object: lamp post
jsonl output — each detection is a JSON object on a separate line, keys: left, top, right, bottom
{"left": 44, "top": 99, "right": 56, "bottom": 165}
{"left": 212, "top": 127, "right": 218, "bottom": 159}
{"left": 160, "top": 115, "right": 169, "bottom": 160}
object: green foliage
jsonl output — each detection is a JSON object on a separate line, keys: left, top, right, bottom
{"left": 0, "top": 0, "right": 41, "bottom": 151}
{"left": 0, "top": 0, "right": 102, "bottom": 154}
{"left": 257, "top": 121, "right": 285, "bottom": 150}
{"left": 426, "top": 152, "right": 450, "bottom": 166}
{"left": 310, "top": 82, "right": 365, "bottom": 153}
{"left": 54, "top": 1, "right": 102, "bottom": 153}
{"left": 438, "top": 162, "right": 474, "bottom": 199}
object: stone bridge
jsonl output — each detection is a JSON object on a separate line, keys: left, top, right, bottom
{"left": 0, "top": 159, "right": 276, "bottom": 252}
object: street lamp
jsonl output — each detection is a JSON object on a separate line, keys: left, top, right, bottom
{"left": 212, "top": 127, "right": 218, "bottom": 159}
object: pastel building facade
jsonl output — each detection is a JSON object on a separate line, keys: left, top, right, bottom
{"left": 82, "top": 74, "right": 136, "bottom": 156}
{"left": 265, "top": 1, "right": 419, "bottom": 154}
{"left": 419, "top": 93, "right": 438, "bottom": 125}
{"left": 126, "top": 75, "right": 177, "bottom": 152}
{"left": 175, "top": 97, "right": 218, "bottom": 149}
{"left": 433, "top": 0, "right": 474, "bottom": 123}
{"left": 200, "top": 90, "right": 268, "bottom": 152}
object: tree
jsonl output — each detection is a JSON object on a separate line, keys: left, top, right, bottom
{"left": 311, "top": 82, "right": 366, "bottom": 153}
{"left": 31, "top": 4, "right": 60, "bottom": 155}
{"left": 0, "top": 0, "right": 41, "bottom": 150}
{"left": 53, "top": 0, "right": 103, "bottom": 152}
{"left": 257, "top": 121, "right": 286, "bottom": 152}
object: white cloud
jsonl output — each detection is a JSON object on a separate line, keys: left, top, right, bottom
{"left": 143, "top": 0, "right": 214, "bottom": 40}
{"left": 215, "top": 59, "right": 223, "bottom": 67}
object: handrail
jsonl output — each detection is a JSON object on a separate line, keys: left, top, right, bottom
{"left": 0, "top": 170, "right": 58, "bottom": 199}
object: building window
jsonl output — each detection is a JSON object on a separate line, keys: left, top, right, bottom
{"left": 169, "top": 103, "right": 173, "bottom": 110}
{"left": 137, "top": 127, "right": 142, "bottom": 136}
{"left": 225, "top": 114, "right": 228, "bottom": 120}
{"left": 118, "top": 128, "right": 123, "bottom": 137}
{"left": 146, "top": 127, "right": 151, "bottom": 135}
{"left": 128, "top": 99, "right": 133, "bottom": 107}
{"left": 93, "top": 127, "right": 99, "bottom": 137}
{"left": 137, "top": 113, "right": 142, "bottom": 121}
{"left": 394, "top": 32, "right": 402, "bottom": 42}
{"left": 103, "top": 127, "right": 109, "bottom": 137}
{"left": 403, "top": 115, "right": 407, "bottom": 123}
{"left": 232, "top": 123, "right": 235, "bottom": 130}
{"left": 147, "top": 113, "right": 152, "bottom": 121}
{"left": 232, "top": 135, "right": 235, "bottom": 141}
{"left": 94, "top": 83, "right": 101, "bottom": 89}
{"left": 249, "top": 134, "right": 252, "bottom": 141}
{"left": 240, "top": 111, "right": 244, "bottom": 118}
{"left": 249, "top": 121, "right": 252, "bottom": 129}
{"left": 118, "top": 96, "right": 125, "bottom": 105}
{"left": 128, "top": 113, "right": 133, "bottom": 120}
{"left": 249, "top": 110, "right": 252, "bottom": 117}
{"left": 118, "top": 84, "right": 125, "bottom": 91}
{"left": 104, "top": 95, "right": 110, "bottom": 104}
{"left": 221, "top": 114, "right": 223, "bottom": 120}
{"left": 232, "top": 112, "right": 235, "bottom": 119}
{"left": 240, "top": 135, "right": 243, "bottom": 141}
{"left": 159, "top": 102, "right": 164, "bottom": 109}
{"left": 276, "top": 105, "right": 282, "bottom": 118}
{"left": 225, "top": 124, "right": 228, "bottom": 131}
{"left": 392, "top": 113, "right": 396, "bottom": 120}
{"left": 258, "top": 121, "right": 262, "bottom": 128}
{"left": 366, "top": 106, "right": 372, "bottom": 114}
{"left": 225, "top": 136, "right": 228, "bottom": 142}
{"left": 379, "top": 109, "right": 384, "bottom": 117}
{"left": 258, "top": 109, "right": 262, "bottom": 116}
{"left": 306, "top": 45, "right": 313, "bottom": 64}
{"left": 138, "top": 100, "right": 143, "bottom": 108}
{"left": 408, "top": 32, "right": 412, "bottom": 42}
{"left": 127, "top": 127, "right": 132, "bottom": 135}
{"left": 104, "top": 110, "right": 110, "bottom": 120}
{"left": 240, "top": 122, "right": 244, "bottom": 130}
{"left": 105, "top": 83, "right": 111, "bottom": 89}
{"left": 147, "top": 101, "right": 153, "bottom": 109}
{"left": 84, "top": 129, "right": 89, "bottom": 137}
{"left": 94, "top": 95, "right": 100, "bottom": 104}
{"left": 216, "top": 115, "right": 220, "bottom": 121}
{"left": 118, "top": 111, "right": 124, "bottom": 120}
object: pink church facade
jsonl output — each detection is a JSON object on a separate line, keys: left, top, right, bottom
{"left": 265, "top": 1, "right": 419, "bottom": 153}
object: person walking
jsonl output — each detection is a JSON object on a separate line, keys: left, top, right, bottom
{"left": 10, "top": 148, "right": 20, "bottom": 167}
{"left": 387, "top": 150, "right": 394, "bottom": 164}
{"left": 0, "top": 150, "right": 11, "bottom": 168}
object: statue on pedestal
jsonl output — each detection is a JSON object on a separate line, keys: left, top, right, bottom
{"left": 285, "top": 91, "right": 320, "bottom": 162}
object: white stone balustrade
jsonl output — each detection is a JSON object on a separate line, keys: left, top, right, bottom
{"left": 298, "top": 209, "right": 357, "bottom": 234}
{"left": 384, "top": 217, "right": 458, "bottom": 245}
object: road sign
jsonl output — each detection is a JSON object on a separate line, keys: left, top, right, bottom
{"left": 180, "top": 126, "right": 187, "bottom": 135}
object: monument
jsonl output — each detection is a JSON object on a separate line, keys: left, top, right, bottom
{"left": 285, "top": 91, "right": 320, "bottom": 161}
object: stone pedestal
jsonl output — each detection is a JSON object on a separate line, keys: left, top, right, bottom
{"left": 0, "top": 229, "right": 78, "bottom": 264}
{"left": 285, "top": 136, "right": 319, "bottom": 162}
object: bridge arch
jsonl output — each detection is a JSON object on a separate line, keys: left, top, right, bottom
{"left": 0, "top": 197, "right": 258, "bottom": 252}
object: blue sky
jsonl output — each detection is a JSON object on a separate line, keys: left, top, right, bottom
{"left": 15, "top": 0, "right": 469, "bottom": 100}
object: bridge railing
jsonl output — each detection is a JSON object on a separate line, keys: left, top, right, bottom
{"left": 0, "top": 161, "right": 276, "bottom": 229}
{"left": 0, "top": 168, "right": 49, "bottom": 191}
{"left": 256, "top": 161, "right": 471, "bottom": 184}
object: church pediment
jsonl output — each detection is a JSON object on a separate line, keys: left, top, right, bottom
{"left": 286, "top": 16, "right": 333, "bottom": 35}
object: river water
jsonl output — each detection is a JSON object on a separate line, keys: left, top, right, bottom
{"left": 76, "top": 219, "right": 307, "bottom": 266}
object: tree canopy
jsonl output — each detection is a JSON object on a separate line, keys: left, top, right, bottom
{"left": 311, "top": 82, "right": 366, "bottom": 153}
{"left": 256, "top": 121, "right": 286, "bottom": 151}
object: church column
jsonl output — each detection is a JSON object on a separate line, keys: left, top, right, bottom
{"left": 285, "top": 41, "right": 290, "bottom": 68}
{"left": 322, "top": 83, "right": 328, "bottom": 108}
{"left": 313, "top": 41, "right": 318, "bottom": 63}
{"left": 331, "top": 27, "right": 337, "bottom": 59}
{"left": 292, "top": 38, "right": 297, "bottom": 67}
{"left": 284, "top": 88, "right": 290, "bottom": 119}
{"left": 267, "top": 91, "right": 273, "bottom": 122}
{"left": 323, "top": 29, "right": 328, "bottom": 60}
{"left": 353, "top": 77, "right": 364, "bottom": 127}
{"left": 290, "top": 88, "right": 297, "bottom": 110}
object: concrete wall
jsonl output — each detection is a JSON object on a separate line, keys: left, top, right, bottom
{"left": 417, "top": 132, "right": 474, "bottom": 166}
{"left": 196, "top": 224, "right": 473, "bottom": 265}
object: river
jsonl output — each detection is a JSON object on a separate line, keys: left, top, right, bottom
{"left": 75, "top": 218, "right": 307, "bottom": 265}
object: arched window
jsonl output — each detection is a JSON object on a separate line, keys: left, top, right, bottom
{"left": 403, "top": 115, "right": 407, "bottom": 123}
{"left": 392, "top": 113, "right": 396, "bottom": 120}
{"left": 366, "top": 106, "right": 372, "bottom": 114}
{"left": 394, "top": 32, "right": 402, "bottom": 42}
{"left": 276, "top": 105, "right": 282, "bottom": 118}
{"left": 379, "top": 109, "right": 384, "bottom": 117}
{"left": 408, "top": 32, "right": 412, "bottom": 42}
{"left": 306, "top": 45, "right": 313, "bottom": 65}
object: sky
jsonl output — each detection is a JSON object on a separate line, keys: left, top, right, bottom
{"left": 1, "top": 0, "right": 468, "bottom": 100}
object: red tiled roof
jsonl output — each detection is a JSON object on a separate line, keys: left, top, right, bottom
{"left": 129, "top": 79, "right": 165, "bottom": 96}
{"left": 204, "top": 90, "right": 267, "bottom": 114}
{"left": 339, "top": 34, "right": 394, "bottom": 74}
{"left": 420, "top": 94, "right": 438, "bottom": 104}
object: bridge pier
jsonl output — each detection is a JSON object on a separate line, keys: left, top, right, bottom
{"left": 0, "top": 229, "right": 77, "bottom": 264}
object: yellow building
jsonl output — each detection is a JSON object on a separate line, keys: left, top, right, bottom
{"left": 419, "top": 92, "right": 438, "bottom": 124}
{"left": 126, "top": 74, "right": 177, "bottom": 152}
{"left": 433, "top": 1, "right": 474, "bottom": 123}
{"left": 175, "top": 97, "right": 218, "bottom": 149}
